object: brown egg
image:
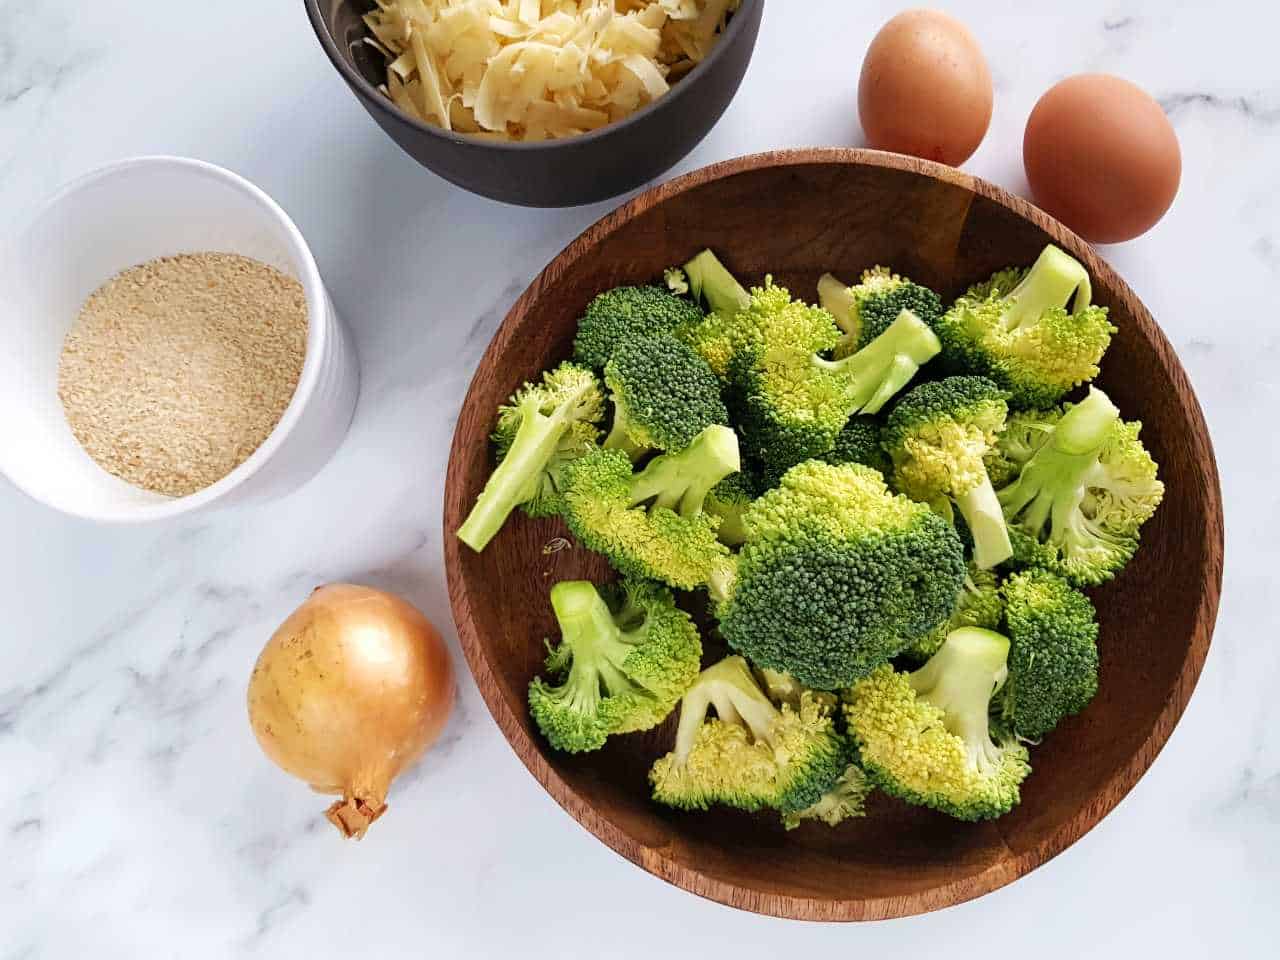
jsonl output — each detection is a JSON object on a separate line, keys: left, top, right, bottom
{"left": 1024, "top": 74, "right": 1181, "bottom": 243}
{"left": 858, "top": 10, "right": 993, "bottom": 166}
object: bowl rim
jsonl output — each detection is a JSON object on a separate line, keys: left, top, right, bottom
{"left": 5, "top": 155, "right": 330, "bottom": 524}
{"left": 302, "top": 0, "right": 762, "bottom": 152}
{"left": 443, "top": 148, "right": 1224, "bottom": 921}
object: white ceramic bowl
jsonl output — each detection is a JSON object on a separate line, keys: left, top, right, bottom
{"left": 0, "top": 156, "right": 359, "bottom": 523}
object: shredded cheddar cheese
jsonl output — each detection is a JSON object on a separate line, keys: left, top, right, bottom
{"left": 364, "top": 0, "right": 740, "bottom": 141}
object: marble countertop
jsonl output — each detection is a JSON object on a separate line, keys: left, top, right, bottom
{"left": 2, "top": 1, "right": 1275, "bottom": 956}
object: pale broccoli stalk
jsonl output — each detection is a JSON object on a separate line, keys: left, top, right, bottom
{"left": 683, "top": 248, "right": 751, "bottom": 316}
{"left": 995, "top": 245, "right": 1093, "bottom": 333}
{"left": 458, "top": 364, "right": 601, "bottom": 552}
{"left": 817, "top": 272, "right": 859, "bottom": 340}
{"left": 628, "top": 424, "right": 741, "bottom": 518}
{"left": 529, "top": 579, "right": 702, "bottom": 753}
{"left": 908, "top": 627, "right": 1010, "bottom": 773}
{"left": 651, "top": 655, "right": 847, "bottom": 814}
{"left": 811, "top": 309, "right": 942, "bottom": 415}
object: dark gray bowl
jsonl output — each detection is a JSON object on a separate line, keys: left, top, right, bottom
{"left": 303, "top": 0, "right": 764, "bottom": 207}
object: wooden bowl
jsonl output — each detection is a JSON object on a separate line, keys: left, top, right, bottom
{"left": 443, "top": 150, "right": 1223, "bottom": 920}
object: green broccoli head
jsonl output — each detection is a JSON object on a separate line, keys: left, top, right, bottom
{"left": 716, "top": 461, "right": 966, "bottom": 689}
{"left": 602, "top": 336, "right": 728, "bottom": 459}
{"left": 844, "top": 627, "right": 1031, "bottom": 821}
{"left": 649, "top": 656, "right": 847, "bottom": 814}
{"left": 882, "top": 376, "right": 1014, "bottom": 569}
{"left": 822, "top": 416, "right": 890, "bottom": 476}
{"left": 936, "top": 244, "right": 1116, "bottom": 409}
{"left": 727, "top": 281, "right": 941, "bottom": 475}
{"left": 781, "top": 763, "right": 873, "bottom": 830}
{"left": 528, "top": 579, "right": 702, "bottom": 753}
{"left": 999, "top": 569, "right": 1100, "bottom": 739}
{"left": 458, "top": 362, "right": 604, "bottom": 551}
{"left": 902, "top": 564, "right": 1004, "bottom": 662}
{"left": 573, "top": 285, "right": 704, "bottom": 371}
{"left": 677, "top": 308, "right": 742, "bottom": 380}
{"left": 995, "top": 386, "right": 1160, "bottom": 586}
{"left": 560, "top": 425, "right": 739, "bottom": 590}
{"left": 820, "top": 267, "right": 945, "bottom": 360}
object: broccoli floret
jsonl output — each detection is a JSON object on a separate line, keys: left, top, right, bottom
{"left": 727, "top": 280, "right": 941, "bottom": 473}
{"left": 902, "top": 564, "right": 1003, "bottom": 662}
{"left": 528, "top": 579, "right": 702, "bottom": 753}
{"left": 682, "top": 248, "right": 752, "bottom": 317}
{"left": 649, "top": 656, "right": 847, "bottom": 814}
{"left": 458, "top": 362, "right": 604, "bottom": 551}
{"left": 882, "top": 376, "right": 1014, "bottom": 569}
{"left": 984, "top": 408, "right": 1058, "bottom": 488}
{"left": 781, "top": 763, "right": 873, "bottom": 830}
{"left": 819, "top": 267, "right": 944, "bottom": 359}
{"left": 716, "top": 461, "right": 966, "bottom": 689}
{"left": 704, "top": 470, "right": 756, "bottom": 546}
{"left": 573, "top": 285, "right": 704, "bottom": 371}
{"left": 822, "top": 416, "right": 890, "bottom": 476}
{"left": 999, "top": 569, "right": 1099, "bottom": 739}
{"left": 996, "top": 386, "right": 1161, "bottom": 586}
{"left": 991, "top": 402, "right": 1164, "bottom": 551}
{"left": 936, "top": 245, "right": 1116, "bottom": 409}
{"left": 561, "top": 425, "right": 739, "bottom": 590}
{"left": 844, "top": 627, "right": 1031, "bottom": 821}
{"left": 602, "top": 336, "right": 728, "bottom": 459}
{"left": 677, "top": 310, "right": 741, "bottom": 380}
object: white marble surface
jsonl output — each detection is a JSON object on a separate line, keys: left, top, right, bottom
{"left": 1, "top": 0, "right": 1275, "bottom": 955}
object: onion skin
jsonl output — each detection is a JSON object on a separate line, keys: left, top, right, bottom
{"left": 248, "top": 584, "right": 455, "bottom": 839}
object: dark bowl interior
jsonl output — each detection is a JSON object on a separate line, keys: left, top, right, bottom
{"left": 443, "top": 150, "right": 1223, "bottom": 920}
{"left": 303, "top": 0, "right": 764, "bottom": 207}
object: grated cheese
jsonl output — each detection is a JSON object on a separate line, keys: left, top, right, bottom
{"left": 364, "top": 0, "right": 740, "bottom": 141}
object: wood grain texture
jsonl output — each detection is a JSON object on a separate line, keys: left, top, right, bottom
{"left": 442, "top": 149, "right": 1224, "bottom": 921}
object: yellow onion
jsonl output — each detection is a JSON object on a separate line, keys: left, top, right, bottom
{"left": 248, "top": 584, "right": 455, "bottom": 838}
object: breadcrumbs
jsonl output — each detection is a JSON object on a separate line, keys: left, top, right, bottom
{"left": 57, "top": 253, "right": 308, "bottom": 497}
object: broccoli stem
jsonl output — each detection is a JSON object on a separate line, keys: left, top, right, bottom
{"left": 547, "top": 581, "right": 636, "bottom": 708}
{"left": 997, "top": 387, "right": 1120, "bottom": 530}
{"left": 628, "top": 425, "right": 741, "bottom": 518}
{"left": 684, "top": 249, "right": 751, "bottom": 316}
{"left": 672, "top": 656, "right": 779, "bottom": 764}
{"left": 458, "top": 396, "right": 569, "bottom": 552}
{"left": 955, "top": 474, "right": 1014, "bottom": 569}
{"left": 813, "top": 309, "right": 942, "bottom": 415}
{"left": 817, "top": 273, "right": 859, "bottom": 340}
{"left": 909, "top": 627, "right": 1009, "bottom": 773}
{"left": 673, "top": 683, "right": 713, "bottom": 764}
{"left": 1001, "top": 245, "right": 1094, "bottom": 331}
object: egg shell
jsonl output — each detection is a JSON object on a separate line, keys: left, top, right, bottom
{"left": 858, "top": 9, "right": 993, "bottom": 166}
{"left": 1024, "top": 74, "right": 1181, "bottom": 244}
